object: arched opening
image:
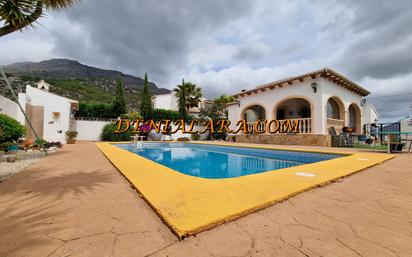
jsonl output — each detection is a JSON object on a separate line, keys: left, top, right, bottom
{"left": 327, "top": 98, "right": 339, "bottom": 119}
{"left": 274, "top": 97, "right": 312, "bottom": 133}
{"left": 243, "top": 105, "right": 266, "bottom": 121}
{"left": 348, "top": 103, "right": 361, "bottom": 134}
{"left": 242, "top": 105, "right": 266, "bottom": 132}
{"left": 326, "top": 97, "right": 345, "bottom": 134}
{"left": 275, "top": 98, "right": 311, "bottom": 120}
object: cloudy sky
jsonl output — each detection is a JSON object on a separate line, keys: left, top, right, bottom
{"left": 1, "top": 0, "right": 412, "bottom": 121}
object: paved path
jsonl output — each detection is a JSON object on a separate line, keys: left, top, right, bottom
{"left": 0, "top": 142, "right": 411, "bottom": 257}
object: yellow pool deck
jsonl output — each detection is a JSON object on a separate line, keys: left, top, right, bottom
{"left": 96, "top": 141, "right": 394, "bottom": 239}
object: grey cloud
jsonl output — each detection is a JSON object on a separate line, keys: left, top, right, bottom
{"left": 3, "top": 0, "right": 412, "bottom": 121}
{"left": 51, "top": 0, "right": 253, "bottom": 84}
{"left": 332, "top": 0, "right": 412, "bottom": 80}
{"left": 368, "top": 95, "right": 412, "bottom": 122}
{"left": 233, "top": 43, "right": 271, "bottom": 62}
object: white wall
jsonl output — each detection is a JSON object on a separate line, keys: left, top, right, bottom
{"left": 152, "top": 93, "right": 178, "bottom": 111}
{"left": 228, "top": 77, "right": 323, "bottom": 133}
{"left": 363, "top": 103, "right": 379, "bottom": 124}
{"left": 25, "top": 85, "right": 76, "bottom": 143}
{"left": 0, "top": 94, "right": 18, "bottom": 120}
{"left": 76, "top": 119, "right": 112, "bottom": 141}
{"left": 319, "top": 79, "right": 364, "bottom": 132}
{"left": 228, "top": 77, "right": 367, "bottom": 134}
{"left": 400, "top": 117, "right": 412, "bottom": 133}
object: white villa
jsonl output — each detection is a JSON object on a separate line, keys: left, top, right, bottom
{"left": 227, "top": 68, "right": 379, "bottom": 146}
{"left": 0, "top": 81, "right": 78, "bottom": 143}
{"left": 151, "top": 92, "right": 214, "bottom": 116}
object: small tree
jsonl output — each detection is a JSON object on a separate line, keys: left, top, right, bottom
{"left": 214, "top": 94, "right": 236, "bottom": 118}
{"left": 139, "top": 73, "right": 154, "bottom": 120}
{"left": 174, "top": 79, "right": 188, "bottom": 120}
{"left": 0, "top": 114, "right": 25, "bottom": 143}
{"left": 112, "top": 78, "right": 127, "bottom": 117}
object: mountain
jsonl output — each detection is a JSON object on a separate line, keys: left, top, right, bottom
{"left": 1, "top": 59, "right": 170, "bottom": 109}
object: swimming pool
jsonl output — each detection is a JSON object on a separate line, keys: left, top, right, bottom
{"left": 115, "top": 143, "right": 344, "bottom": 179}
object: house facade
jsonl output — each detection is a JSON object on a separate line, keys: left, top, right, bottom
{"left": 0, "top": 82, "right": 78, "bottom": 143}
{"left": 227, "top": 68, "right": 378, "bottom": 146}
{"left": 151, "top": 92, "right": 213, "bottom": 116}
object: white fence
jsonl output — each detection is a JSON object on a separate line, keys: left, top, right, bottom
{"left": 74, "top": 118, "right": 209, "bottom": 141}
{"left": 74, "top": 118, "right": 114, "bottom": 141}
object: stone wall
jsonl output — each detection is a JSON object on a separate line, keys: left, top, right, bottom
{"left": 235, "top": 133, "right": 331, "bottom": 147}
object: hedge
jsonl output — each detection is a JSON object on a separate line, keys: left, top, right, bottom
{"left": 75, "top": 102, "right": 116, "bottom": 119}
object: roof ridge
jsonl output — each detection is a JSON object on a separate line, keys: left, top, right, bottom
{"left": 235, "top": 68, "right": 370, "bottom": 97}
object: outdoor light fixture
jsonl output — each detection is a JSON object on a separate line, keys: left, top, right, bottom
{"left": 311, "top": 82, "right": 317, "bottom": 93}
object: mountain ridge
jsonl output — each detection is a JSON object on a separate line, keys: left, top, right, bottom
{"left": 3, "top": 58, "right": 170, "bottom": 94}
{"left": 1, "top": 59, "right": 170, "bottom": 109}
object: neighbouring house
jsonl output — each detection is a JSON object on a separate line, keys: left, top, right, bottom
{"left": 362, "top": 102, "right": 380, "bottom": 125}
{"left": 400, "top": 115, "right": 412, "bottom": 133}
{"left": 226, "top": 68, "right": 379, "bottom": 146}
{"left": 151, "top": 92, "right": 214, "bottom": 116}
{"left": 0, "top": 81, "right": 78, "bottom": 143}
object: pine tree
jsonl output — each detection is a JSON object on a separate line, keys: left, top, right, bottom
{"left": 140, "top": 73, "right": 154, "bottom": 120}
{"left": 112, "top": 77, "right": 127, "bottom": 117}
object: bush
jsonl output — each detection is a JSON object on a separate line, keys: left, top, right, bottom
{"left": 0, "top": 114, "right": 25, "bottom": 144}
{"left": 100, "top": 122, "right": 133, "bottom": 141}
{"left": 191, "top": 133, "right": 200, "bottom": 141}
{"left": 75, "top": 102, "right": 116, "bottom": 119}
{"left": 120, "top": 111, "right": 142, "bottom": 120}
{"left": 152, "top": 108, "right": 181, "bottom": 121}
{"left": 177, "top": 137, "right": 190, "bottom": 142}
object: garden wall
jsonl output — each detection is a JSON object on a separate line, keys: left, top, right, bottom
{"left": 75, "top": 118, "right": 114, "bottom": 141}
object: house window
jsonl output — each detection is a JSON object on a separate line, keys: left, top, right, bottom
{"left": 327, "top": 98, "right": 340, "bottom": 119}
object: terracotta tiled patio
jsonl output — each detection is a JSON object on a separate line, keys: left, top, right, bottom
{"left": 0, "top": 141, "right": 411, "bottom": 257}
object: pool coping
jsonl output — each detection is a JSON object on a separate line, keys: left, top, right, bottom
{"left": 96, "top": 141, "right": 395, "bottom": 239}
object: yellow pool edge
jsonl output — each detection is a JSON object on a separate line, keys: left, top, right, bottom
{"left": 96, "top": 141, "right": 395, "bottom": 239}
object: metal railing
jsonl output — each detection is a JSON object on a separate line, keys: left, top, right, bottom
{"left": 364, "top": 122, "right": 401, "bottom": 142}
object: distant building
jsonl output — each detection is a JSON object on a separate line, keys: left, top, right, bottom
{"left": 400, "top": 115, "right": 412, "bottom": 133}
{"left": 362, "top": 102, "right": 380, "bottom": 125}
{"left": 36, "top": 80, "right": 51, "bottom": 91}
{"left": 0, "top": 80, "right": 78, "bottom": 143}
{"left": 151, "top": 92, "right": 213, "bottom": 116}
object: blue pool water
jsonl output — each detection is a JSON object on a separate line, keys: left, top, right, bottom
{"left": 114, "top": 143, "right": 344, "bottom": 179}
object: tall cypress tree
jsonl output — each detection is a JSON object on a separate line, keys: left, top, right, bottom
{"left": 112, "top": 77, "right": 127, "bottom": 117}
{"left": 140, "top": 72, "right": 154, "bottom": 120}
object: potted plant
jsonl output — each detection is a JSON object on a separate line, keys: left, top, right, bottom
{"left": 65, "top": 131, "right": 78, "bottom": 144}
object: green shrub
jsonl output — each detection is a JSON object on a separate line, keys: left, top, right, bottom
{"left": 100, "top": 122, "right": 133, "bottom": 141}
{"left": 191, "top": 133, "right": 200, "bottom": 141}
{"left": 152, "top": 108, "right": 194, "bottom": 122}
{"left": 177, "top": 137, "right": 190, "bottom": 142}
{"left": 120, "top": 111, "right": 142, "bottom": 120}
{"left": 0, "top": 114, "right": 25, "bottom": 144}
{"left": 75, "top": 102, "right": 116, "bottom": 118}
{"left": 35, "top": 138, "right": 47, "bottom": 145}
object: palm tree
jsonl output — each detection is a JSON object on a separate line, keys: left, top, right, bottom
{"left": 174, "top": 81, "right": 202, "bottom": 113}
{"left": 0, "top": 0, "right": 79, "bottom": 38}
{"left": 184, "top": 82, "right": 202, "bottom": 111}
